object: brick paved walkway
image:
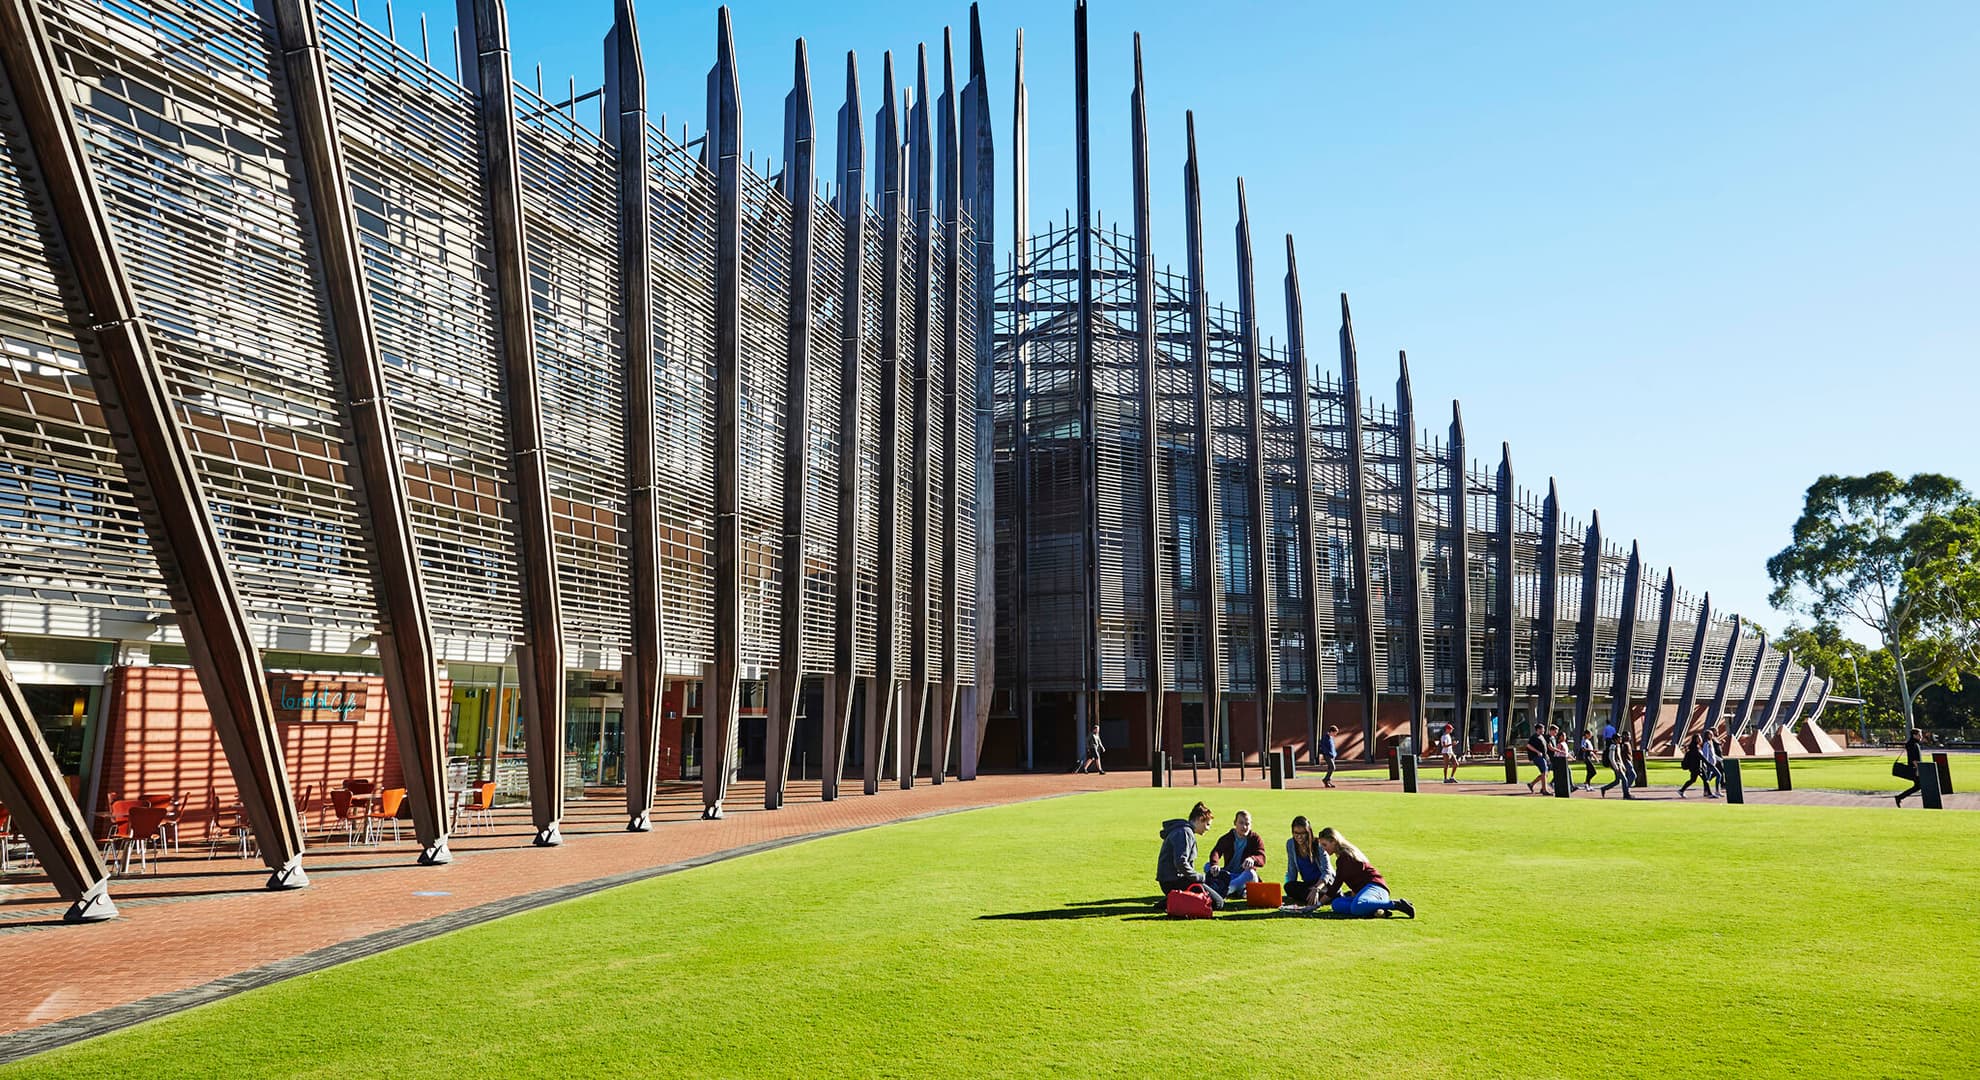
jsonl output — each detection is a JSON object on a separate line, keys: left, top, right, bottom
{"left": 0, "top": 766, "right": 1970, "bottom": 1057}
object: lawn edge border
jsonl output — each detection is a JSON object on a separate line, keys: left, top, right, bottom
{"left": 0, "top": 795, "right": 1080, "bottom": 1066}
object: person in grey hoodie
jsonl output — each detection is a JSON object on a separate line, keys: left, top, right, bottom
{"left": 1155, "top": 802, "right": 1222, "bottom": 910}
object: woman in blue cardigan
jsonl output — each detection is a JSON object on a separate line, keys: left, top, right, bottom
{"left": 1283, "top": 815, "right": 1332, "bottom": 907}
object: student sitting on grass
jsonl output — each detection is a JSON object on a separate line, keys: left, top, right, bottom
{"left": 1155, "top": 802, "right": 1222, "bottom": 910}
{"left": 1207, "top": 809, "right": 1267, "bottom": 899}
{"left": 1283, "top": 815, "right": 1332, "bottom": 907}
{"left": 1313, "top": 827, "right": 1415, "bottom": 919}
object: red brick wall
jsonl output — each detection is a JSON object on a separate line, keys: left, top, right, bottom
{"left": 99, "top": 666, "right": 407, "bottom": 839}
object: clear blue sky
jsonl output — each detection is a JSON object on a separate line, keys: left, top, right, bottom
{"left": 452, "top": 0, "right": 1978, "bottom": 638}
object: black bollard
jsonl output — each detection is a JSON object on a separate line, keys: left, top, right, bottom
{"left": 1269, "top": 752, "right": 1286, "bottom": 790}
{"left": 1503, "top": 749, "right": 1519, "bottom": 784}
{"left": 1633, "top": 749, "right": 1648, "bottom": 787}
{"left": 1722, "top": 757, "right": 1744, "bottom": 804}
{"left": 1282, "top": 746, "right": 1297, "bottom": 781}
{"left": 1216, "top": 758, "right": 1223, "bottom": 784}
{"left": 1151, "top": 750, "right": 1168, "bottom": 788}
{"left": 1551, "top": 754, "right": 1573, "bottom": 798}
{"left": 1920, "top": 757, "right": 1944, "bottom": 810}
{"left": 1774, "top": 751, "right": 1792, "bottom": 792}
{"left": 1933, "top": 752, "right": 1953, "bottom": 795}
{"left": 1400, "top": 753, "right": 1419, "bottom": 793}
{"left": 1388, "top": 748, "right": 1401, "bottom": 781}
{"left": 1191, "top": 755, "right": 1199, "bottom": 786}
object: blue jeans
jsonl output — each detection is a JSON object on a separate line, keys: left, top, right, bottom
{"left": 1224, "top": 866, "right": 1258, "bottom": 898}
{"left": 1331, "top": 883, "right": 1395, "bottom": 917}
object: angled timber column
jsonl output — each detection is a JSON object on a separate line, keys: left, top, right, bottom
{"left": 1571, "top": 513, "right": 1602, "bottom": 732}
{"left": 1533, "top": 481, "right": 1561, "bottom": 734}
{"left": 1493, "top": 444, "right": 1516, "bottom": 743}
{"left": 1804, "top": 678, "right": 1832, "bottom": 730}
{"left": 1448, "top": 403, "right": 1472, "bottom": 748}
{"left": 1607, "top": 542, "right": 1642, "bottom": 741}
{"left": 827, "top": 51, "right": 867, "bottom": 801}
{"left": 701, "top": 8, "right": 743, "bottom": 819}
{"left": 1073, "top": 0, "right": 1102, "bottom": 742}
{"left": 1008, "top": 33, "right": 1035, "bottom": 770}
{"left": 1182, "top": 114, "right": 1225, "bottom": 761}
{"left": 1394, "top": 356, "right": 1427, "bottom": 752}
{"left": 1338, "top": 297, "right": 1379, "bottom": 759}
{"left": 459, "top": 0, "right": 568, "bottom": 843}
{"left": 1285, "top": 238, "right": 1324, "bottom": 761}
{"left": 0, "top": 0, "right": 306, "bottom": 889}
{"left": 1130, "top": 34, "right": 1166, "bottom": 763}
{"left": 1731, "top": 629, "right": 1769, "bottom": 736}
{"left": 0, "top": 655, "right": 114, "bottom": 921}
{"left": 1777, "top": 665, "right": 1814, "bottom": 739}
{"left": 767, "top": 39, "right": 817, "bottom": 811}
{"left": 1670, "top": 592, "right": 1712, "bottom": 747}
{"left": 1234, "top": 181, "right": 1273, "bottom": 764}
{"left": 1704, "top": 614, "right": 1742, "bottom": 735}
{"left": 903, "top": 45, "right": 935, "bottom": 790}
{"left": 261, "top": 0, "right": 449, "bottom": 863}
{"left": 605, "top": 0, "right": 663, "bottom": 832}
{"left": 868, "top": 52, "right": 906, "bottom": 795}
{"left": 1755, "top": 648, "right": 1794, "bottom": 735}
{"left": 1640, "top": 568, "right": 1676, "bottom": 753}
{"left": 962, "top": 7, "right": 996, "bottom": 779}
{"left": 932, "top": 31, "right": 963, "bottom": 784}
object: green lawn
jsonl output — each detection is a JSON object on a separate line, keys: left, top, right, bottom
{"left": 1323, "top": 751, "right": 1947, "bottom": 793}
{"left": 8, "top": 789, "right": 1977, "bottom": 1078}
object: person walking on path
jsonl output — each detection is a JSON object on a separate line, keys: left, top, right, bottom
{"left": 1439, "top": 723, "right": 1460, "bottom": 784}
{"left": 1077, "top": 722, "right": 1106, "bottom": 774}
{"left": 1678, "top": 734, "right": 1706, "bottom": 798}
{"left": 1207, "top": 809, "right": 1268, "bottom": 900}
{"left": 1599, "top": 726, "right": 1634, "bottom": 799}
{"left": 1283, "top": 815, "right": 1332, "bottom": 907}
{"left": 1894, "top": 727, "right": 1927, "bottom": 806}
{"left": 1577, "top": 729, "right": 1598, "bottom": 791}
{"left": 1525, "top": 725, "right": 1550, "bottom": 794}
{"left": 1156, "top": 802, "right": 1223, "bottom": 910}
{"left": 1318, "top": 726, "right": 1339, "bottom": 788}
{"left": 1698, "top": 726, "right": 1722, "bottom": 798}
{"left": 1312, "top": 827, "right": 1415, "bottom": 919}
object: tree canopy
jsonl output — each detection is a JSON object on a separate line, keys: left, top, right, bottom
{"left": 1767, "top": 472, "right": 1979, "bottom": 729}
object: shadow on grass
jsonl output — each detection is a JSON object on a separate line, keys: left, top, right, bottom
{"left": 980, "top": 897, "right": 1350, "bottom": 922}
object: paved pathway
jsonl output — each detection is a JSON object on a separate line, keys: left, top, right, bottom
{"left": 0, "top": 765, "right": 1970, "bottom": 1060}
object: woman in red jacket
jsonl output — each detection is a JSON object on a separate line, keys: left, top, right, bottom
{"left": 1315, "top": 827, "right": 1415, "bottom": 918}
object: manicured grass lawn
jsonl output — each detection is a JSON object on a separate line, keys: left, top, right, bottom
{"left": 8, "top": 789, "right": 1976, "bottom": 1078}
{"left": 1327, "top": 752, "right": 1951, "bottom": 792}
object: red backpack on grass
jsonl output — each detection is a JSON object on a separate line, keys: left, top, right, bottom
{"left": 1165, "top": 883, "right": 1216, "bottom": 918}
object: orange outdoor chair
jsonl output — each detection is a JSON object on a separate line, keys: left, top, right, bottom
{"left": 367, "top": 788, "right": 407, "bottom": 846}
{"left": 458, "top": 782, "right": 496, "bottom": 835}
{"left": 330, "top": 788, "right": 365, "bottom": 847}
{"left": 122, "top": 805, "right": 171, "bottom": 875}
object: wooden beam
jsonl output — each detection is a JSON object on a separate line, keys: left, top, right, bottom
{"left": 0, "top": 654, "right": 114, "bottom": 920}
{"left": 1284, "top": 238, "right": 1325, "bottom": 761}
{"left": 828, "top": 50, "right": 867, "bottom": 800}
{"left": 1183, "top": 116, "right": 1225, "bottom": 762}
{"left": 767, "top": 38, "right": 818, "bottom": 811}
{"left": 458, "top": 0, "right": 568, "bottom": 844}
{"left": 1338, "top": 297, "right": 1379, "bottom": 758}
{"left": 0, "top": 0, "right": 305, "bottom": 888}
{"left": 1130, "top": 34, "right": 1166, "bottom": 765}
{"left": 700, "top": 8, "right": 745, "bottom": 818}
{"left": 1670, "top": 592, "right": 1712, "bottom": 748}
{"left": 1395, "top": 356, "right": 1427, "bottom": 751}
{"left": 260, "top": 0, "right": 450, "bottom": 863}
{"left": 605, "top": 0, "right": 664, "bottom": 832}
{"left": 1235, "top": 180, "right": 1273, "bottom": 764}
